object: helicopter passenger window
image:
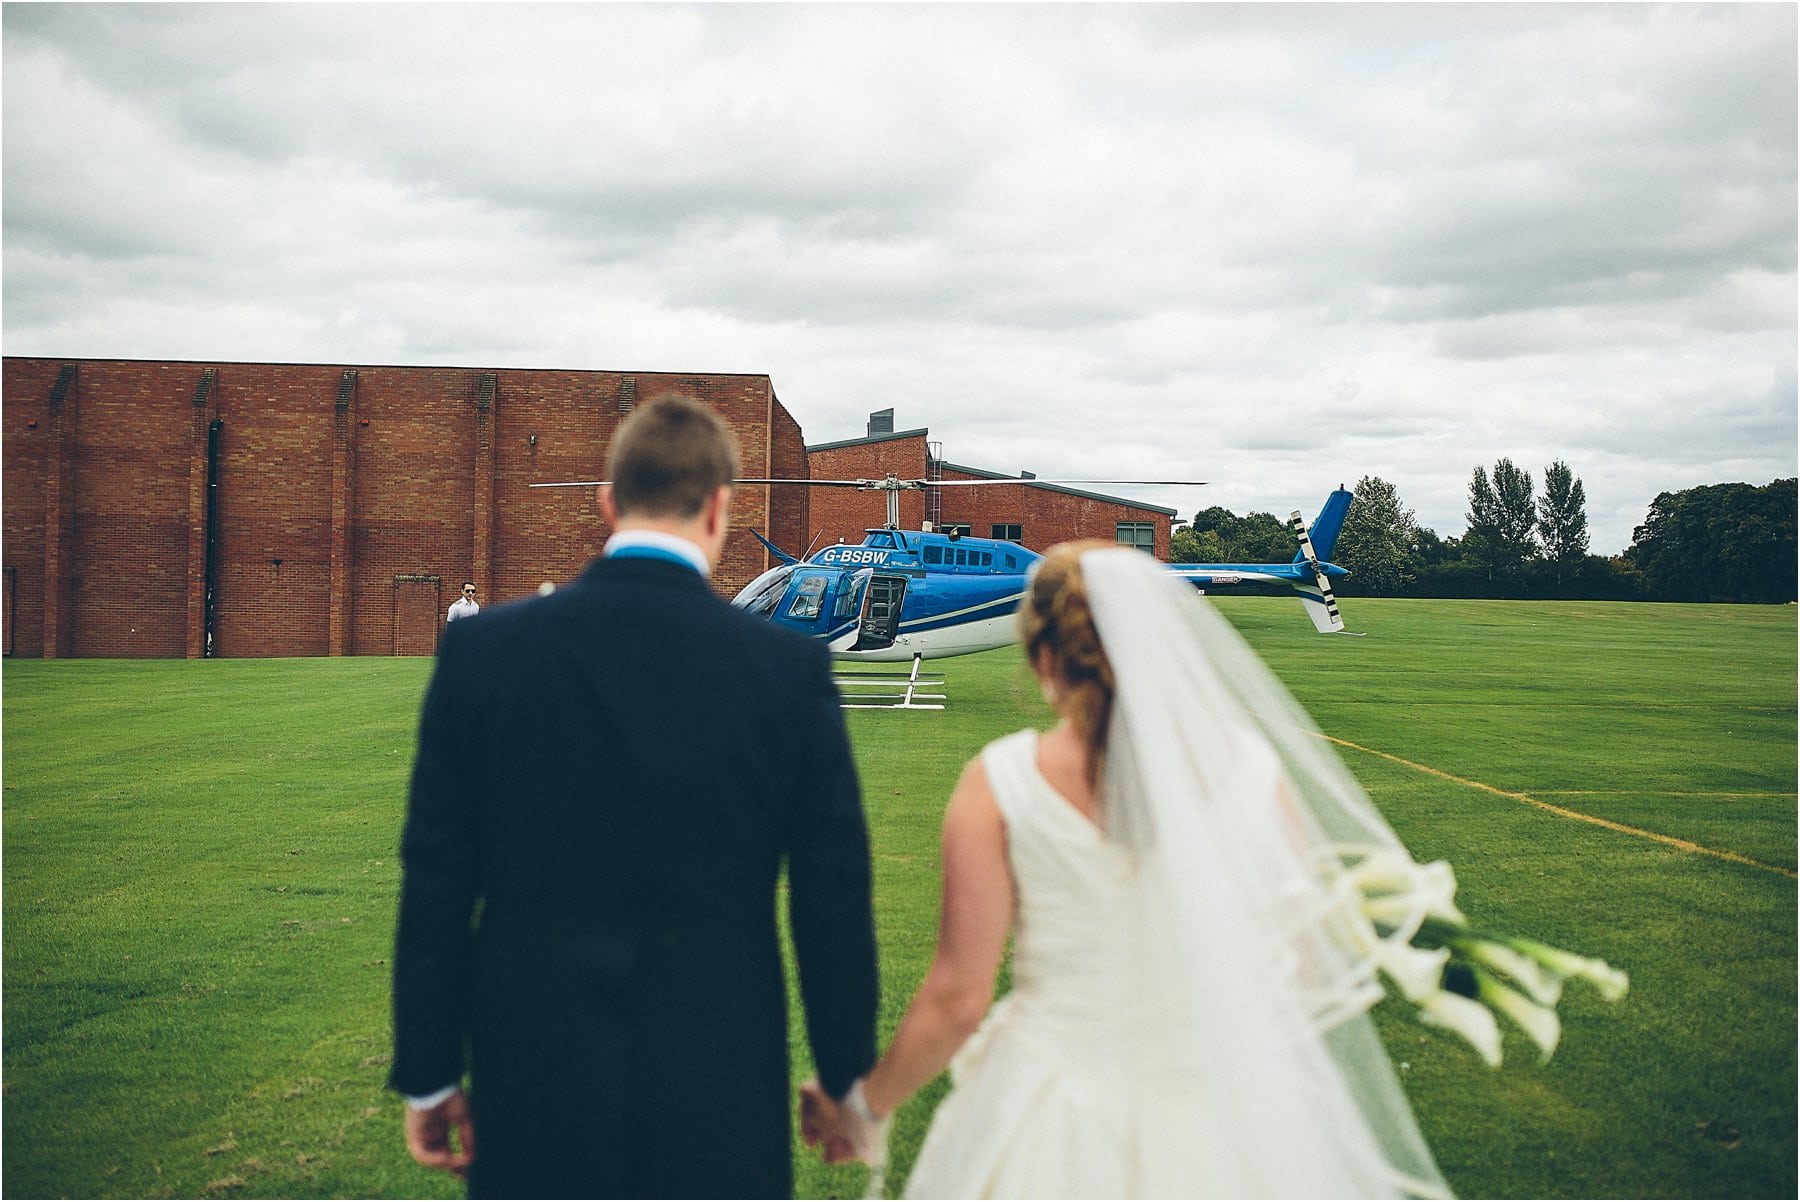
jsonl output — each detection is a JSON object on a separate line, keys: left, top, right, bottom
{"left": 925, "top": 547, "right": 942, "bottom": 565}
{"left": 1005, "top": 554, "right": 1018, "bottom": 569}
{"left": 979, "top": 552, "right": 991, "bottom": 567}
{"left": 786, "top": 574, "right": 828, "bottom": 621}
{"left": 954, "top": 549, "right": 966, "bottom": 566}
{"left": 834, "top": 574, "right": 866, "bottom": 620}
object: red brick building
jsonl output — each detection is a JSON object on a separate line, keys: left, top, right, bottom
{"left": 806, "top": 409, "right": 1175, "bottom": 559}
{"left": 2, "top": 362, "right": 1174, "bottom": 659}
{"left": 2, "top": 357, "right": 808, "bottom": 658}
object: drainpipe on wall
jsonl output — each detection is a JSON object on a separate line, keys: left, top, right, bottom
{"left": 203, "top": 418, "right": 222, "bottom": 657}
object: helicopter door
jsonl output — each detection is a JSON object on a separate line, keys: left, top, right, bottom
{"left": 853, "top": 574, "right": 909, "bottom": 651}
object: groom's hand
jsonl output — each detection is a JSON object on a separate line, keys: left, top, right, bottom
{"left": 799, "top": 1078, "right": 862, "bottom": 1164}
{"left": 405, "top": 1089, "right": 476, "bottom": 1177}
{"left": 800, "top": 1077, "right": 888, "bottom": 1167}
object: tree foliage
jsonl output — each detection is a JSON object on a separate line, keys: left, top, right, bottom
{"left": 1175, "top": 471, "right": 1789, "bottom": 605}
{"left": 1537, "top": 460, "right": 1590, "bottom": 564}
{"left": 1466, "top": 459, "right": 1538, "bottom": 575}
{"left": 1170, "top": 526, "right": 1226, "bottom": 564}
{"left": 1626, "top": 479, "right": 1797, "bottom": 603}
{"left": 1334, "top": 475, "right": 1418, "bottom": 594}
{"left": 1183, "top": 506, "right": 1293, "bottom": 562}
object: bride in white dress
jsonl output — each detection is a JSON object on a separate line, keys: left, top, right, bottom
{"left": 804, "top": 542, "right": 1452, "bottom": 1199}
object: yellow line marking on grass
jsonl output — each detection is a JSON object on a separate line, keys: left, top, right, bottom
{"left": 1535, "top": 789, "right": 1794, "bottom": 800}
{"left": 1324, "top": 736, "right": 1798, "bottom": 881}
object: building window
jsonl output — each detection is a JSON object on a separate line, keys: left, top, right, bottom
{"left": 1116, "top": 522, "right": 1155, "bottom": 553}
{"left": 991, "top": 523, "right": 1023, "bottom": 543}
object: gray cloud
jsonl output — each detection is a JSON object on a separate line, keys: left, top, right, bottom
{"left": 4, "top": 2, "right": 1793, "bottom": 553}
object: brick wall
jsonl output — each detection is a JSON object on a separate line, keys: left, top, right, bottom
{"left": 2, "top": 358, "right": 802, "bottom": 658}
{"left": 805, "top": 431, "right": 1172, "bottom": 559}
{"left": 806, "top": 432, "right": 932, "bottom": 550}
{"left": 935, "top": 465, "right": 1173, "bottom": 560}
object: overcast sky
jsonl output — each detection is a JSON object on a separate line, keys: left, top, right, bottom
{"left": 5, "top": 3, "right": 1794, "bottom": 553}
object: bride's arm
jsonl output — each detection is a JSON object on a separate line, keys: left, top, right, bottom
{"left": 858, "top": 757, "right": 1015, "bottom": 1119}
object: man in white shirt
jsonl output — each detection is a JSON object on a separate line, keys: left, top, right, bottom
{"left": 446, "top": 582, "right": 479, "bottom": 623}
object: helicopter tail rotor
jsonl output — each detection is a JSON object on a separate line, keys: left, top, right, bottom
{"left": 1289, "top": 509, "right": 1347, "bottom": 634}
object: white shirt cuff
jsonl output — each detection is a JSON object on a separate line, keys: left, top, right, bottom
{"left": 404, "top": 1083, "right": 461, "bottom": 1111}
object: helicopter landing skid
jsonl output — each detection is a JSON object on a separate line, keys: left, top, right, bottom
{"left": 833, "top": 654, "right": 946, "bottom": 711}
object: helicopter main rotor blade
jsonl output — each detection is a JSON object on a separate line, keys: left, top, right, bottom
{"left": 528, "top": 477, "right": 874, "bottom": 489}
{"left": 925, "top": 478, "right": 1208, "bottom": 487}
{"left": 531, "top": 476, "right": 1206, "bottom": 490}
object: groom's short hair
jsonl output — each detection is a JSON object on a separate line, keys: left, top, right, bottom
{"left": 607, "top": 395, "right": 741, "bottom": 519}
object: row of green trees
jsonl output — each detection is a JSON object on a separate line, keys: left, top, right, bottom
{"left": 1171, "top": 464, "right": 1796, "bottom": 603}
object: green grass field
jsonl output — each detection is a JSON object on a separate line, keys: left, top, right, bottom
{"left": 4, "top": 598, "right": 1793, "bottom": 1199}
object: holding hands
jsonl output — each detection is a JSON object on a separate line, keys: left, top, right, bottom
{"left": 800, "top": 1077, "right": 890, "bottom": 1170}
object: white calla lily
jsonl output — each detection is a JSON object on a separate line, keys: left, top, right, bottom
{"left": 1325, "top": 840, "right": 1627, "bottom": 1070}
{"left": 1377, "top": 942, "right": 1451, "bottom": 1003}
{"left": 1506, "top": 937, "right": 1631, "bottom": 1003}
{"left": 1460, "top": 938, "right": 1564, "bottom": 1006}
{"left": 1344, "top": 849, "right": 1422, "bottom": 894}
{"left": 1412, "top": 860, "right": 1467, "bottom": 924}
{"left": 1417, "top": 989, "right": 1503, "bottom": 1067}
{"left": 1362, "top": 893, "right": 1426, "bottom": 929}
{"left": 1476, "top": 967, "right": 1562, "bottom": 1063}
{"left": 1353, "top": 855, "right": 1467, "bottom": 932}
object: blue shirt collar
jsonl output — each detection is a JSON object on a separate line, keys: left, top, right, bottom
{"left": 602, "top": 530, "right": 710, "bottom": 576}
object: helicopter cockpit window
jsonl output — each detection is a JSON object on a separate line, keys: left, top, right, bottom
{"left": 786, "top": 574, "right": 829, "bottom": 621}
{"left": 868, "top": 532, "right": 897, "bottom": 549}
{"left": 732, "top": 564, "right": 794, "bottom": 618}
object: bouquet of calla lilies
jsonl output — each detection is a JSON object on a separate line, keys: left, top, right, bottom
{"left": 1332, "top": 849, "right": 1629, "bottom": 1067}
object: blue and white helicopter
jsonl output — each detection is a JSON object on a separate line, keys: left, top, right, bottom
{"left": 727, "top": 477, "right": 1356, "bottom": 669}
{"left": 535, "top": 472, "right": 1354, "bottom": 706}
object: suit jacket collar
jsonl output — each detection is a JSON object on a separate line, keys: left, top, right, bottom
{"left": 602, "top": 530, "right": 710, "bottom": 575}
{"left": 577, "top": 554, "right": 716, "bottom": 593}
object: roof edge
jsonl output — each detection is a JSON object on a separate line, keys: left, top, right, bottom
{"left": 805, "top": 427, "right": 932, "bottom": 453}
{"left": 938, "top": 461, "right": 1178, "bottom": 516}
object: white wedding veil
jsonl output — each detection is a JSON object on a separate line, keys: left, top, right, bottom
{"left": 1081, "top": 546, "right": 1451, "bottom": 1199}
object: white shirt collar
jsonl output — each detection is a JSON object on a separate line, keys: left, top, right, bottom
{"left": 602, "top": 529, "right": 710, "bottom": 575}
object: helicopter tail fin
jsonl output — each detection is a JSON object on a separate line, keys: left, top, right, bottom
{"left": 1293, "top": 488, "right": 1354, "bottom": 563}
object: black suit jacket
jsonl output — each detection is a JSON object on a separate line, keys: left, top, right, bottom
{"left": 390, "top": 554, "right": 879, "bottom": 1199}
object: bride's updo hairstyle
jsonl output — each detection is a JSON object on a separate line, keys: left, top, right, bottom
{"left": 1020, "top": 541, "right": 1118, "bottom": 785}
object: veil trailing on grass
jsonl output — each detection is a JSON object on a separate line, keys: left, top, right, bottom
{"left": 1082, "top": 547, "right": 1451, "bottom": 1199}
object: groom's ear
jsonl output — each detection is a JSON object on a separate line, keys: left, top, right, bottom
{"left": 705, "top": 485, "right": 733, "bottom": 537}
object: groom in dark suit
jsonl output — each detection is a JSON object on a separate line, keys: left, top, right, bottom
{"left": 390, "top": 395, "right": 879, "bottom": 1198}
